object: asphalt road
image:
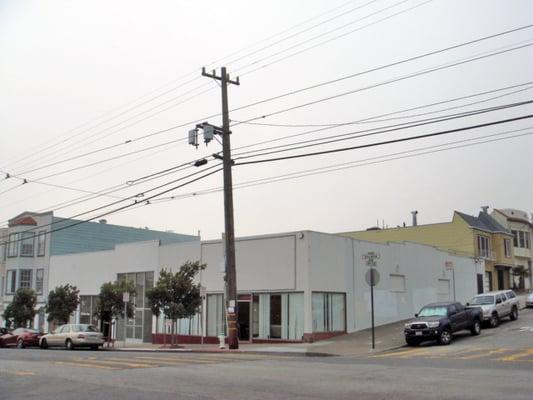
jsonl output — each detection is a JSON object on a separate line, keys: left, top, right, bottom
{"left": 1, "top": 308, "right": 532, "bottom": 400}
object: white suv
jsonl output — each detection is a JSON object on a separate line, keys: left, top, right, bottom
{"left": 467, "top": 290, "right": 520, "bottom": 328}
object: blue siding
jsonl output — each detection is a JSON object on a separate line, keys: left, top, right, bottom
{"left": 50, "top": 218, "right": 197, "bottom": 256}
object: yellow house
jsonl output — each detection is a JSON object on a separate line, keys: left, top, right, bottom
{"left": 339, "top": 210, "right": 514, "bottom": 292}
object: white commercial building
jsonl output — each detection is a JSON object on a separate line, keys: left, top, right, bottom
{"left": 47, "top": 230, "right": 479, "bottom": 344}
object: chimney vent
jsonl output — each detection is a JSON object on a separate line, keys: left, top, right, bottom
{"left": 481, "top": 206, "right": 489, "bottom": 214}
{"left": 411, "top": 211, "right": 418, "bottom": 226}
{"left": 99, "top": 219, "right": 107, "bottom": 224}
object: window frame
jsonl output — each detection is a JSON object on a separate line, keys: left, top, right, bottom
{"left": 519, "top": 231, "right": 525, "bottom": 248}
{"left": 511, "top": 230, "right": 518, "bottom": 247}
{"left": 476, "top": 235, "right": 491, "bottom": 258}
{"left": 37, "top": 231, "right": 46, "bottom": 256}
{"left": 504, "top": 238, "right": 512, "bottom": 258}
{"left": 35, "top": 268, "right": 44, "bottom": 294}
{"left": 19, "top": 269, "right": 33, "bottom": 290}
{"left": 7, "top": 233, "right": 19, "bottom": 257}
{"left": 6, "top": 270, "right": 17, "bottom": 294}
{"left": 20, "top": 232, "right": 35, "bottom": 257}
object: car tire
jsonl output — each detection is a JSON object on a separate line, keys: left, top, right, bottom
{"left": 438, "top": 329, "right": 452, "bottom": 345}
{"left": 405, "top": 338, "right": 420, "bottom": 346}
{"left": 17, "top": 339, "right": 25, "bottom": 349}
{"left": 90, "top": 345, "right": 99, "bottom": 351}
{"left": 470, "top": 320, "right": 481, "bottom": 336}
{"left": 489, "top": 313, "right": 499, "bottom": 328}
{"left": 40, "top": 339, "right": 48, "bottom": 349}
{"left": 65, "top": 339, "right": 74, "bottom": 350}
{"left": 510, "top": 306, "right": 518, "bottom": 321}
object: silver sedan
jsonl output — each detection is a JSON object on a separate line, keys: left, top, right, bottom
{"left": 40, "top": 324, "right": 104, "bottom": 350}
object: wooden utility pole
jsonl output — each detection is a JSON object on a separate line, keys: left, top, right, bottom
{"left": 201, "top": 67, "right": 240, "bottom": 349}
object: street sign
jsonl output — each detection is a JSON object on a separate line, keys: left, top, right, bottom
{"left": 365, "top": 268, "right": 380, "bottom": 287}
{"left": 362, "top": 251, "right": 380, "bottom": 350}
{"left": 362, "top": 251, "right": 380, "bottom": 267}
{"left": 122, "top": 292, "right": 130, "bottom": 303}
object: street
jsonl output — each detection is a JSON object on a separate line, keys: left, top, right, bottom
{"left": 1, "top": 309, "right": 532, "bottom": 400}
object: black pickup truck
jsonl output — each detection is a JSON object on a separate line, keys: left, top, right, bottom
{"left": 404, "top": 301, "right": 482, "bottom": 346}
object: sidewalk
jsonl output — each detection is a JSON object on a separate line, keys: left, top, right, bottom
{"left": 105, "top": 319, "right": 408, "bottom": 357}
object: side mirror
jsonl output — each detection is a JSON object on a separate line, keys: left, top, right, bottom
{"left": 465, "top": 302, "right": 470, "bottom": 306}
{"left": 496, "top": 298, "right": 502, "bottom": 304}
{"left": 414, "top": 313, "right": 419, "bottom": 318}
{"left": 449, "top": 310, "right": 457, "bottom": 316}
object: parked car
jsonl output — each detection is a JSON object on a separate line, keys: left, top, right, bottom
{"left": 404, "top": 302, "right": 482, "bottom": 346}
{"left": 466, "top": 290, "right": 519, "bottom": 328}
{"left": 526, "top": 291, "right": 533, "bottom": 308}
{"left": 40, "top": 324, "right": 104, "bottom": 350}
{"left": 0, "top": 328, "right": 42, "bottom": 348}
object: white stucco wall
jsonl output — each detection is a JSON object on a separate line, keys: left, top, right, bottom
{"left": 46, "top": 230, "right": 480, "bottom": 338}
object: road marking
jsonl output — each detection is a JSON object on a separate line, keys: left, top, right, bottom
{"left": 54, "top": 361, "right": 120, "bottom": 370}
{"left": 495, "top": 349, "right": 533, "bottom": 362}
{"left": 80, "top": 358, "right": 155, "bottom": 368}
{"left": 457, "top": 348, "right": 510, "bottom": 360}
{"left": 133, "top": 356, "right": 218, "bottom": 364}
{"left": 371, "top": 348, "right": 434, "bottom": 358}
{"left": 0, "top": 369, "right": 36, "bottom": 376}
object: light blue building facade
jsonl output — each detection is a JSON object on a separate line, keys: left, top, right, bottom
{"left": 0, "top": 211, "right": 197, "bottom": 330}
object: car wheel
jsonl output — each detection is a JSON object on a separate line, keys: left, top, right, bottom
{"left": 17, "top": 339, "right": 25, "bottom": 349}
{"left": 510, "top": 307, "right": 518, "bottom": 321}
{"left": 90, "top": 345, "right": 99, "bottom": 351}
{"left": 65, "top": 339, "right": 74, "bottom": 350}
{"left": 438, "top": 329, "right": 452, "bottom": 345}
{"left": 40, "top": 339, "right": 48, "bottom": 349}
{"left": 470, "top": 320, "right": 481, "bottom": 336}
{"left": 405, "top": 338, "right": 420, "bottom": 346}
{"left": 489, "top": 313, "right": 499, "bottom": 328}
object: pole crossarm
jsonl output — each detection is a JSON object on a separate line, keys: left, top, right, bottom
{"left": 202, "top": 67, "right": 240, "bottom": 86}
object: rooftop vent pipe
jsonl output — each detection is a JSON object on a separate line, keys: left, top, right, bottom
{"left": 411, "top": 211, "right": 418, "bottom": 226}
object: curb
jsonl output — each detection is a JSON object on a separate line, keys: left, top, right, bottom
{"left": 101, "top": 347, "right": 336, "bottom": 357}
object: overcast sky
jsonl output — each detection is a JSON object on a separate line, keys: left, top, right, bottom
{"left": 1, "top": 0, "right": 532, "bottom": 239}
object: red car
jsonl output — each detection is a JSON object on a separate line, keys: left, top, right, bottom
{"left": 0, "top": 328, "right": 42, "bottom": 348}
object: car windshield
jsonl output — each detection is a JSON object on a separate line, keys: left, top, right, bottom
{"left": 418, "top": 306, "right": 447, "bottom": 317}
{"left": 470, "top": 295, "right": 494, "bottom": 305}
{"left": 73, "top": 324, "right": 99, "bottom": 332}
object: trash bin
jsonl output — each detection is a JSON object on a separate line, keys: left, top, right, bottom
{"left": 218, "top": 335, "right": 225, "bottom": 349}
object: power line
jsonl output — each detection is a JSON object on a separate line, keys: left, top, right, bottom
{"left": 232, "top": 41, "right": 533, "bottom": 126}
{"left": 234, "top": 113, "right": 533, "bottom": 166}
{"left": 237, "top": 0, "right": 434, "bottom": 78}
{"left": 2, "top": 1, "right": 374, "bottom": 176}
{"left": 233, "top": 100, "right": 533, "bottom": 159}
{"left": 231, "top": 83, "right": 533, "bottom": 128}
{"left": 229, "top": 82, "right": 533, "bottom": 155}
{"left": 0, "top": 164, "right": 222, "bottom": 241}
{"left": 11, "top": 36, "right": 533, "bottom": 183}
{"left": 149, "top": 127, "right": 533, "bottom": 204}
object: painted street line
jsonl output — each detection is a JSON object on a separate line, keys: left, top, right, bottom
{"left": 495, "top": 349, "right": 533, "bottom": 362}
{"left": 0, "top": 368, "right": 36, "bottom": 376}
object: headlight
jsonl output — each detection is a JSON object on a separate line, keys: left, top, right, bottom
{"left": 404, "top": 323, "right": 411, "bottom": 328}
{"left": 427, "top": 321, "right": 440, "bottom": 328}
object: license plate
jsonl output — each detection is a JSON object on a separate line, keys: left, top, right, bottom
{"left": 415, "top": 331, "right": 423, "bottom": 336}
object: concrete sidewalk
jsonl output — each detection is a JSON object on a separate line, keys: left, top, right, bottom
{"left": 105, "top": 319, "right": 408, "bottom": 357}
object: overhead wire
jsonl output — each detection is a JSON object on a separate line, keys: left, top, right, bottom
{"left": 3, "top": 0, "right": 379, "bottom": 175}
{"left": 10, "top": 32, "right": 533, "bottom": 185}
{"left": 234, "top": 113, "right": 533, "bottom": 166}
{"left": 233, "top": 100, "right": 533, "bottom": 160}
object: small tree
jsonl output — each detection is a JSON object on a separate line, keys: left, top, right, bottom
{"left": 2, "top": 288, "right": 37, "bottom": 328}
{"left": 146, "top": 261, "right": 206, "bottom": 346}
{"left": 94, "top": 280, "right": 136, "bottom": 337}
{"left": 46, "top": 284, "right": 80, "bottom": 326}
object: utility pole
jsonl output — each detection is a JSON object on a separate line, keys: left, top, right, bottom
{"left": 191, "top": 67, "right": 240, "bottom": 349}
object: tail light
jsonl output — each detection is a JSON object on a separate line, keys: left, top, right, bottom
{"left": 77, "top": 334, "right": 85, "bottom": 339}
